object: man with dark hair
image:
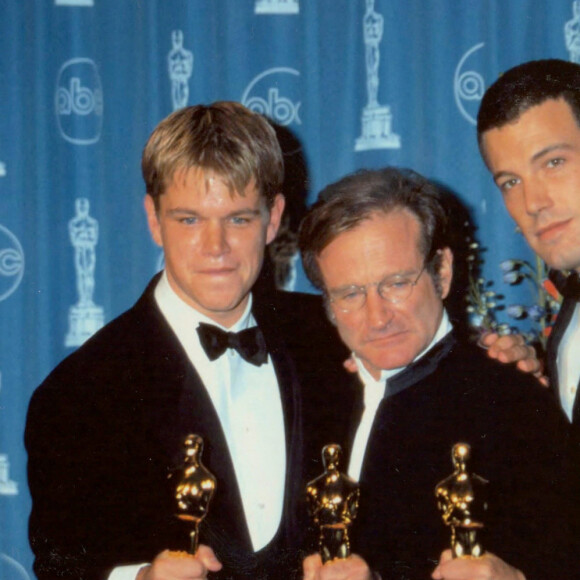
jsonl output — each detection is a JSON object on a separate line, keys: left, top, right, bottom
{"left": 477, "top": 59, "right": 580, "bottom": 429}
{"left": 25, "top": 102, "right": 347, "bottom": 580}
{"left": 298, "top": 167, "right": 576, "bottom": 580}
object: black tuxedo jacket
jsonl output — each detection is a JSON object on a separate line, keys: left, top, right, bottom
{"left": 25, "top": 276, "right": 347, "bottom": 580}
{"left": 336, "top": 333, "right": 579, "bottom": 580}
{"left": 546, "top": 294, "right": 580, "bottom": 426}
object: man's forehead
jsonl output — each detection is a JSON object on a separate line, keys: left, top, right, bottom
{"left": 482, "top": 98, "right": 580, "bottom": 169}
{"left": 170, "top": 165, "right": 259, "bottom": 197}
{"left": 331, "top": 208, "right": 422, "bottom": 247}
{"left": 319, "top": 209, "right": 424, "bottom": 284}
{"left": 484, "top": 98, "right": 577, "bottom": 141}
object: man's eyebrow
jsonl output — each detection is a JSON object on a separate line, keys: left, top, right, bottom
{"left": 383, "top": 268, "right": 417, "bottom": 278}
{"left": 328, "top": 283, "right": 363, "bottom": 293}
{"left": 227, "top": 208, "right": 262, "bottom": 217}
{"left": 328, "top": 269, "right": 419, "bottom": 292}
{"left": 165, "top": 207, "right": 262, "bottom": 218}
{"left": 492, "top": 169, "right": 516, "bottom": 183}
{"left": 166, "top": 207, "right": 199, "bottom": 215}
{"left": 492, "top": 143, "right": 576, "bottom": 182}
{"left": 530, "top": 142, "right": 575, "bottom": 163}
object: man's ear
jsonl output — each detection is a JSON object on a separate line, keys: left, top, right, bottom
{"left": 266, "top": 194, "right": 286, "bottom": 245}
{"left": 144, "top": 195, "right": 163, "bottom": 248}
{"left": 323, "top": 295, "right": 337, "bottom": 326}
{"left": 438, "top": 247, "right": 454, "bottom": 299}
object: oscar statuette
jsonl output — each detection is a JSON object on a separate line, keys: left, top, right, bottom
{"left": 434, "top": 442, "right": 488, "bottom": 558}
{"left": 306, "top": 444, "right": 360, "bottom": 563}
{"left": 173, "top": 434, "right": 217, "bottom": 554}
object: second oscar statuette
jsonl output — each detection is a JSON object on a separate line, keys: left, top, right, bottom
{"left": 434, "top": 442, "right": 488, "bottom": 558}
{"left": 173, "top": 433, "right": 217, "bottom": 554}
{"left": 306, "top": 444, "right": 360, "bottom": 563}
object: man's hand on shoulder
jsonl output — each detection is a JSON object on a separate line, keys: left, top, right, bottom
{"left": 432, "top": 549, "right": 525, "bottom": 580}
{"left": 303, "top": 553, "right": 377, "bottom": 580}
{"left": 479, "top": 332, "right": 548, "bottom": 386}
{"left": 137, "top": 546, "right": 222, "bottom": 580}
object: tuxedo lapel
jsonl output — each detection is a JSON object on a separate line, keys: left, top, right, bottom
{"left": 252, "top": 293, "right": 304, "bottom": 541}
{"left": 178, "top": 363, "right": 255, "bottom": 555}
{"left": 546, "top": 296, "right": 577, "bottom": 411}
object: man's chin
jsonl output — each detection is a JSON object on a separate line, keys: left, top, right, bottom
{"left": 530, "top": 237, "right": 580, "bottom": 272}
{"left": 191, "top": 293, "right": 249, "bottom": 323}
{"left": 540, "top": 251, "right": 580, "bottom": 273}
{"left": 362, "top": 352, "right": 415, "bottom": 376}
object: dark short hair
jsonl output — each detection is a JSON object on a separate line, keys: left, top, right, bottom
{"left": 141, "top": 102, "right": 284, "bottom": 209}
{"left": 477, "top": 59, "right": 580, "bottom": 157}
{"left": 298, "top": 167, "right": 449, "bottom": 291}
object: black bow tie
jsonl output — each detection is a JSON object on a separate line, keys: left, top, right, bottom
{"left": 197, "top": 322, "right": 268, "bottom": 366}
{"left": 550, "top": 270, "right": 580, "bottom": 301}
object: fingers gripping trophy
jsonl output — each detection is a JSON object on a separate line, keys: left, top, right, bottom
{"left": 173, "top": 434, "right": 216, "bottom": 554}
{"left": 434, "top": 443, "right": 489, "bottom": 559}
{"left": 306, "top": 444, "right": 360, "bottom": 563}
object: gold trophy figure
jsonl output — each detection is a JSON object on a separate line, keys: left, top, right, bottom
{"left": 435, "top": 443, "right": 488, "bottom": 558}
{"left": 306, "top": 444, "right": 360, "bottom": 563}
{"left": 173, "top": 434, "right": 217, "bottom": 554}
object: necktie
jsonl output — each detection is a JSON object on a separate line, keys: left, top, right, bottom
{"left": 550, "top": 270, "right": 580, "bottom": 301}
{"left": 197, "top": 322, "right": 268, "bottom": 366}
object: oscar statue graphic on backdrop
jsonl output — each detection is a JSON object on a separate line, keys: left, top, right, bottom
{"left": 435, "top": 443, "right": 488, "bottom": 559}
{"left": 255, "top": 0, "right": 299, "bottom": 14}
{"left": 355, "top": 0, "right": 401, "bottom": 151}
{"left": 168, "top": 30, "right": 194, "bottom": 111}
{"left": 173, "top": 434, "right": 216, "bottom": 554}
{"left": 65, "top": 198, "right": 104, "bottom": 348}
{"left": 0, "top": 455, "right": 17, "bottom": 496}
{"left": 0, "top": 374, "right": 18, "bottom": 496}
{"left": 565, "top": 1, "right": 580, "bottom": 63}
{"left": 306, "top": 444, "right": 360, "bottom": 563}
{"left": 0, "top": 224, "right": 25, "bottom": 302}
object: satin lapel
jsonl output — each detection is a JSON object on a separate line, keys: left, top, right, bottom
{"left": 252, "top": 294, "right": 304, "bottom": 541}
{"left": 387, "top": 332, "right": 457, "bottom": 398}
{"left": 177, "top": 364, "right": 256, "bottom": 558}
{"left": 251, "top": 290, "right": 363, "bottom": 545}
{"left": 344, "top": 374, "right": 365, "bottom": 465}
{"left": 546, "top": 297, "right": 577, "bottom": 409}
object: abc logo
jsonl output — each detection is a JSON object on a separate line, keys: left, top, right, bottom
{"left": 0, "top": 225, "right": 25, "bottom": 302}
{"left": 56, "top": 58, "right": 104, "bottom": 145}
{"left": 454, "top": 43, "right": 485, "bottom": 126}
{"left": 241, "top": 67, "right": 301, "bottom": 126}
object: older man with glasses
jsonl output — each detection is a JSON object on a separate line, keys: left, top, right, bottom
{"left": 298, "top": 167, "right": 578, "bottom": 580}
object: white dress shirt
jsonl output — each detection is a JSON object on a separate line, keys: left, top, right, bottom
{"left": 347, "top": 311, "right": 453, "bottom": 481}
{"left": 558, "top": 302, "right": 580, "bottom": 422}
{"left": 108, "top": 272, "right": 286, "bottom": 580}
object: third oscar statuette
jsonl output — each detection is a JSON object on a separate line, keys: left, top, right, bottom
{"left": 434, "top": 442, "right": 489, "bottom": 558}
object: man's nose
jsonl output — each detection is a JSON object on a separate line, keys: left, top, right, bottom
{"left": 364, "top": 287, "right": 394, "bottom": 329}
{"left": 201, "top": 222, "right": 229, "bottom": 256}
{"left": 523, "top": 178, "right": 553, "bottom": 215}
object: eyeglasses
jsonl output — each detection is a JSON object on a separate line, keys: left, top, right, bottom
{"left": 327, "top": 265, "right": 426, "bottom": 312}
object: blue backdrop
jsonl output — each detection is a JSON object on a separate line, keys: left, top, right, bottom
{"left": 1, "top": 1, "right": 578, "bottom": 577}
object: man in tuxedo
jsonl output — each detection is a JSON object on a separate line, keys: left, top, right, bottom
{"left": 477, "top": 59, "right": 580, "bottom": 430}
{"left": 25, "top": 102, "right": 348, "bottom": 580}
{"left": 298, "top": 168, "right": 576, "bottom": 580}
